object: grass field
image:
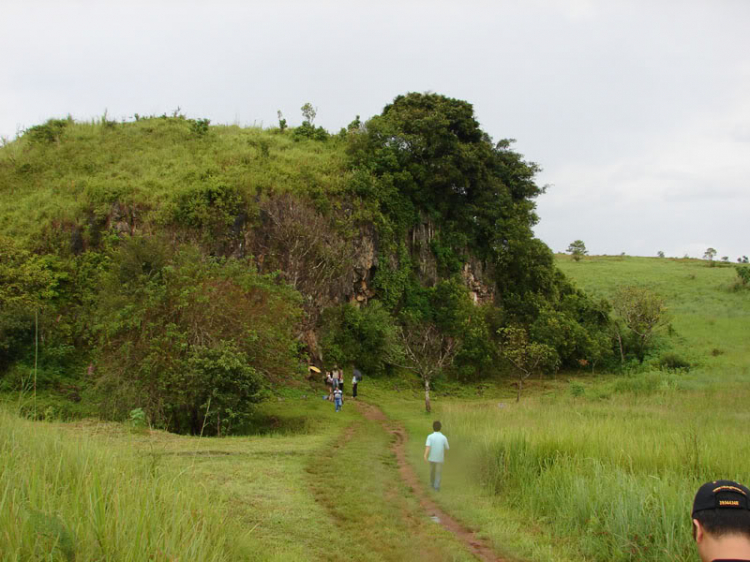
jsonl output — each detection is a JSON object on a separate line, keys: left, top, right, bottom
{"left": 2, "top": 255, "right": 749, "bottom": 561}
{"left": 377, "top": 255, "right": 750, "bottom": 561}
{"left": 1, "top": 391, "right": 475, "bottom": 561}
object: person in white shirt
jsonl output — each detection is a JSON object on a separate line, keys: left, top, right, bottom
{"left": 424, "top": 420, "right": 449, "bottom": 491}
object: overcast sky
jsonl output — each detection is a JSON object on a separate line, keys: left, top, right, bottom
{"left": 2, "top": 0, "right": 748, "bottom": 259}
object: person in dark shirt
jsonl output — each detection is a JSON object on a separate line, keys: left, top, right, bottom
{"left": 692, "top": 480, "right": 750, "bottom": 562}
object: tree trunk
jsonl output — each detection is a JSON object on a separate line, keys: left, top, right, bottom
{"left": 615, "top": 326, "right": 625, "bottom": 364}
{"left": 424, "top": 378, "right": 431, "bottom": 413}
{"left": 34, "top": 308, "right": 38, "bottom": 409}
{"left": 516, "top": 377, "right": 522, "bottom": 403}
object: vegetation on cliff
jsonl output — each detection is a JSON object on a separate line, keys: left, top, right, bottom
{"left": 0, "top": 94, "right": 645, "bottom": 433}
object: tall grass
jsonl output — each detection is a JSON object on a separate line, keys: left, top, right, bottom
{"left": 440, "top": 389, "right": 750, "bottom": 561}
{"left": 0, "top": 408, "right": 246, "bottom": 561}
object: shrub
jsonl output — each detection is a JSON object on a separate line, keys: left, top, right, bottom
{"left": 292, "top": 121, "right": 329, "bottom": 142}
{"left": 182, "top": 342, "right": 263, "bottom": 436}
{"left": 569, "top": 381, "right": 585, "bottom": 397}
{"left": 93, "top": 241, "right": 302, "bottom": 434}
{"left": 189, "top": 118, "right": 210, "bottom": 137}
{"left": 657, "top": 352, "right": 691, "bottom": 372}
{"left": 735, "top": 265, "right": 750, "bottom": 286}
{"left": 172, "top": 179, "right": 245, "bottom": 234}
{"left": 129, "top": 407, "right": 148, "bottom": 432}
{"left": 320, "top": 301, "right": 400, "bottom": 376}
{"left": 24, "top": 118, "right": 70, "bottom": 145}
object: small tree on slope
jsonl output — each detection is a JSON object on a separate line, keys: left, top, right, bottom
{"left": 395, "top": 321, "right": 457, "bottom": 413}
{"left": 498, "top": 326, "right": 558, "bottom": 402}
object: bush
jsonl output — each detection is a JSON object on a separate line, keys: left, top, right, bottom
{"left": 657, "top": 352, "right": 691, "bottom": 372}
{"left": 24, "top": 118, "right": 70, "bottom": 145}
{"left": 182, "top": 342, "right": 263, "bottom": 436}
{"left": 189, "top": 118, "right": 210, "bottom": 137}
{"left": 93, "top": 241, "right": 302, "bottom": 434}
{"left": 569, "top": 381, "right": 585, "bottom": 397}
{"left": 292, "top": 122, "right": 329, "bottom": 142}
{"left": 173, "top": 179, "right": 244, "bottom": 231}
{"left": 733, "top": 265, "right": 750, "bottom": 289}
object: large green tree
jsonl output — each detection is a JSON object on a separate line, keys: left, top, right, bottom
{"left": 348, "top": 92, "right": 554, "bottom": 298}
{"left": 346, "top": 92, "right": 614, "bottom": 379}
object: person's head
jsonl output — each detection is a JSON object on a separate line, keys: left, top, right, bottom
{"left": 433, "top": 421, "right": 442, "bottom": 432}
{"left": 692, "top": 480, "right": 750, "bottom": 561}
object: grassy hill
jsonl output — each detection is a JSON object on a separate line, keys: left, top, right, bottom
{"left": 1, "top": 98, "right": 620, "bottom": 433}
{"left": 557, "top": 254, "right": 750, "bottom": 381}
{"left": 3, "top": 254, "right": 749, "bottom": 561}
{"left": 0, "top": 116, "right": 347, "bottom": 248}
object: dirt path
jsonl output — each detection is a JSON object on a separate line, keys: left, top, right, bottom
{"left": 355, "top": 401, "right": 506, "bottom": 562}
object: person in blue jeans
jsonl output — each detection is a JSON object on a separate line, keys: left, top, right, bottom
{"left": 333, "top": 388, "right": 343, "bottom": 412}
{"left": 424, "top": 420, "right": 449, "bottom": 491}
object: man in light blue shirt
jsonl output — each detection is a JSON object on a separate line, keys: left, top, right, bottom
{"left": 424, "top": 420, "right": 449, "bottom": 491}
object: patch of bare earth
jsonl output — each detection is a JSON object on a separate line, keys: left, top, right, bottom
{"left": 356, "top": 401, "right": 506, "bottom": 562}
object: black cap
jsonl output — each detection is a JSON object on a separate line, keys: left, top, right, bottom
{"left": 692, "top": 480, "right": 750, "bottom": 517}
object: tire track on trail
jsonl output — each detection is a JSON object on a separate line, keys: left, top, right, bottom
{"left": 355, "top": 401, "right": 506, "bottom": 562}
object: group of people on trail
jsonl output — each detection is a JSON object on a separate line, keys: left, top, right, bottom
{"left": 318, "top": 366, "right": 363, "bottom": 412}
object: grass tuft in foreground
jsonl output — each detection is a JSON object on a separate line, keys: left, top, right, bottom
{"left": 0, "top": 407, "right": 247, "bottom": 561}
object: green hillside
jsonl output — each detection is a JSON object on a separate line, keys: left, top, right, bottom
{"left": 557, "top": 254, "right": 750, "bottom": 377}
{"left": 0, "top": 95, "right": 619, "bottom": 432}
{"left": 0, "top": 115, "right": 347, "bottom": 247}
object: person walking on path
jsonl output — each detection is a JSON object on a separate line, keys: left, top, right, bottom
{"left": 691, "top": 479, "right": 750, "bottom": 561}
{"left": 333, "top": 387, "right": 343, "bottom": 412}
{"left": 424, "top": 421, "right": 449, "bottom": 491}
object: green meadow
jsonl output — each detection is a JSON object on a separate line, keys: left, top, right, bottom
{"left": 2, "top": 254, "right": 749, "bottom": 561}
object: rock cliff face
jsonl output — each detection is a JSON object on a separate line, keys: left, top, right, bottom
{"left": 345, "top": 218, "right": 495, "bottom": 308}
{"left": 462, "top": 257, "right": 496, "bottom": 305}
{"left": 347, "top": 224, "right": 378, "bottom": 305}
{"left": 96, "top": 197, "right": 495, "bottom": 362}
{"left": 97, "top": 196, "right": 496, "bottom": 310}
{"left": 408, "top": 220, "right": 438, "bottom": 286}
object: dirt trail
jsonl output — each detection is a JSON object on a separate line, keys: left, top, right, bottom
{"left": 355, "top": 401, "right": 505, "bottom": 562}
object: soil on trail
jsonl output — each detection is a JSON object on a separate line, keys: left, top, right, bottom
{"left": 355, "top": 401, "right": 506, "bottom": 562}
